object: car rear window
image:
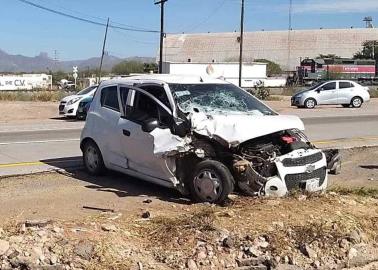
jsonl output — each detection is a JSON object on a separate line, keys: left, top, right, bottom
{"left": 339, "top": 82, "right": 353, "bottom": 89}
{"left": 101, "top": 86, "right": 119, "bottom": 112}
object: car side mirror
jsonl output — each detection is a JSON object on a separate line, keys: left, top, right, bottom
{"left": 316, "top": 89, "right": 321, "bottom": 93}
{"left": 141, "top": 118, "right": 160, "bottom": 133}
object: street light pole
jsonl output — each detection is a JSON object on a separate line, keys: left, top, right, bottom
{"left": 155, "top": 0, "right": 167, "bottom": 74}
{"left": 238, "top": 0, "right": 245, "bottom": 87}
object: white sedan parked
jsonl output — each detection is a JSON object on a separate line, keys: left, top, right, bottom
{"left": 291, "top": 80, "right": 370, "bottom": 109}
{"left": 59, "top": 85, "right": 98, "bottom": 118}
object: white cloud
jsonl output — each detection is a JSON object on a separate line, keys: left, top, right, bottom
{"left": 293, "top": 0, "right": 378, "bottom": 14}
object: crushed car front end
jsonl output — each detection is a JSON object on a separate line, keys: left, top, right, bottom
{"left": 233, "top": 130, "right": 327, "bottom": 197}
{"left": 167, "top": 81, "right": 329, "bottom": 199}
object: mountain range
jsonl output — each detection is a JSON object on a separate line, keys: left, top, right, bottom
{"left": 0, "top": 49, "right": 155, "bottom": 73}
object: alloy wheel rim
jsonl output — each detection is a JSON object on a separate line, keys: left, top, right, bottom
{"left": 307, "top": 100, "right": 315, "bottom": 108}
{"left": 353, "top": 98, "right": 361, "bottom": 107}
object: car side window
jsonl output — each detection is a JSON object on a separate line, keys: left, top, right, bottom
{"left": 339, "top": 82, "right": 352, "bottom": 89}
{"left": 138, "top": 85, "right": 171, "bottom": 109}
{"left": 128, "top": 91, "right": 171, "bottom": 127}
{"left": 322, "top": 82, "right": 336, "bottom": 91}
{"left": 101, "top": 86, "right": 119, "bottom": 112}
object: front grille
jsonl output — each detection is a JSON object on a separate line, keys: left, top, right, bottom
{"left": 282, "top": 152, "right": 323, "bottom": 167}
{"left": 285, "top": 167, "right": 326, "bottom": 190}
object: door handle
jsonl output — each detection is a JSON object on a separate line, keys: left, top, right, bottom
{"left": 123, "top": 129, "right": 131, "bottom": 136}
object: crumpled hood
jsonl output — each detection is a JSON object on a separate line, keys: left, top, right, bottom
{"left": 61, "top": 95, "right": 79, "bottom": 103}
{"left": 191, "top": 112, "right": 305, "bottom": 147}
{"left": 293, "top": 89, "right": 311, "bottom": 96}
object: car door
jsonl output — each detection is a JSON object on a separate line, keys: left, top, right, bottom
{"left": 94, "top": 85, "right": 126, "bottom": 169}
{"left": 338, "top": 81, "right": 354, "bottom": 104}
{"left": 117, "top": 85, "right": 178, "bottom": 181}
{"left": 316, "top": 82, "right": 338, "bottom": 104}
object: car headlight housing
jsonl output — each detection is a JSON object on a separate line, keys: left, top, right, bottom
{"left": 67, "top": 97, "right": 81, "bottom": 105}
{"left": 295, "top": 94, "right": 303, "bottom": 99}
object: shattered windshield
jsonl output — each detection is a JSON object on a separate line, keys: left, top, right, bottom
{"left": 169, "top": 83, "right": 276, "bottom": 115}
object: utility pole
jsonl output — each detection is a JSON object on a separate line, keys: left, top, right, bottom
{"left": 288, "top": 0, "right": 293, "bottom": 72}
{"left": 99, "top": 18, "right": 110, "bottom": 82}
{"left": 238, "top": 0, "right": 245, "bottom": 87}
{"left": 155, "top": 0, "right": 167, "bottom": 74}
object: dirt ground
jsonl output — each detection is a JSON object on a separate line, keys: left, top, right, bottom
{"left": 0, "top": 101, "right": 57, "bottom": 123}
{"left": 0, "top": 147, "right": 376, "bottom": 225}
{"left": 0, "top": 149, "right": 377, "bottom": 269}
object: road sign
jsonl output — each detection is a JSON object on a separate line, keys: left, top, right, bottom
{"left": 73, "top": 66, "right": 78, "bottom": 73}
{"left": 73, "top": 73, "right": 78, "bottom": 80}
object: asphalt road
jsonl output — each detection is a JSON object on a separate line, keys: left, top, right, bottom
{"left": 0, "top": 114, "right": 377, "bottom": 176}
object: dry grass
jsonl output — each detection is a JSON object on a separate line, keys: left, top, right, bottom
{"left": 330, "top": 187, "right": 378, "bottom": 198}
{"left": 86, "top": 241, "right": 132, "bottom": 270}
{"left": 0, "top": 90, "right": 69, "bottom": 102}
{"left": 369, "top": 88, "right": 378, "bottom": 98}
{"left": 147, "top": 208, "right": 216, "bottom": 246}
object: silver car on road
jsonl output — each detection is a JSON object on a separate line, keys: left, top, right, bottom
{"left": 291, "top": 80, "right": 370, "bottom": 109}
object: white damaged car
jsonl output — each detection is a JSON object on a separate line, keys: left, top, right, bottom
{"left": 80, "top": 75, "right": 330, "bottom": 203}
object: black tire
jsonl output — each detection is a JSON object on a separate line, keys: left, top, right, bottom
{"left": 351, "top": 97, "right": 363, "bottom": 108}
{"left": 342, "top": 104, "right": 350, "bottom": 108}
{"left": 82, "top": 140, "right": 106, "bottom": 175}
{"left": 304, "top": 98, "right": 316, "bottom": 109}
{"left": 188, "top": 160, "right": 234, "bottom": 204}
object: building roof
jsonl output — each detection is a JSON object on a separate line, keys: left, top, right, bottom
{"left": 162, "top": 28, "right": 378, "bottom": 71}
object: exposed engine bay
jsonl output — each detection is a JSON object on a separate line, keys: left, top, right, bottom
{"left": 177, "top": 127, "right": 330, "bottom": 198}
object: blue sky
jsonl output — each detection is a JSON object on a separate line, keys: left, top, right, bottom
{"left": 2, "top": 0, "right": 378, "bottom": 60}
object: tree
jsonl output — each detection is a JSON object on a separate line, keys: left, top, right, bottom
{"left": 354, "top": 40, "right": 378, "bottom": 60}
{"left": 112, "top": 61, "right": 145, "bottom": 75}
{"left": 316, "top": 54, "right": 340, "bottom": 59}
{"left": 254, "top": 59, "right": 282, "bottom": 76}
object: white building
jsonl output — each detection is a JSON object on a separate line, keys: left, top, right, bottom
{"left": 163, "top": 28, "right": 378, "bottom": 71}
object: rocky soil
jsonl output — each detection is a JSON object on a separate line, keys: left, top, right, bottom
{"left": 0, "top": 191, "right": 377, "bottom": 270}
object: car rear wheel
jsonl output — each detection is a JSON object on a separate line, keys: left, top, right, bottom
{"left": 304, "top": 98, "right": 316, "bottom": 109}
{"left": 83, "top": 140, "right": 105, "bottom": 175}
{"left": 351, "top": 97, "right": 363, "bottom": 108}
{"left": 188, "top": 160, "right": 234, "bottom": 204}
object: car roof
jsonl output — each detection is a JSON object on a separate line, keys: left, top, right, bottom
{"left": 99, "top": 74, "right": 230, "bottom": 87}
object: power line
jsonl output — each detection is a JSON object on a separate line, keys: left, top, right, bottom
{"left": 16, "top": 0, "right": 160, "bottom": 33}
{"left": 180, "top": 0, "right": 227, "bottom": 33}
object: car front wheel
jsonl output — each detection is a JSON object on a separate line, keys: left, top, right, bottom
{"left": 304, "top": 98, "right": 316, "bottom": 109}
{"left": 188, "top": 160, "right": 234, "bottom": 204}
{"left": 83, "top": 140, "right": 106, "bottom": 175}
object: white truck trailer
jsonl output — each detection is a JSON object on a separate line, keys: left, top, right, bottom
{"left": 0, "top": 74, "right": 52, "bottom": 91}
{"left": 162, "top": 61, "right": 286, "bottom": 88}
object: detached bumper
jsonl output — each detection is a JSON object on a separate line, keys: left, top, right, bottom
{"left": 265, "top": 149, "right": 328, "bottom": 197}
